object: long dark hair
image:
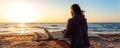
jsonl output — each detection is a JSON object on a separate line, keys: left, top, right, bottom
{"left": 71, "top": 4, "right": 84, "bottom": 15}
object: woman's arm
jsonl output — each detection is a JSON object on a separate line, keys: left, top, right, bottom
{"left": 64, "top": 19, "right": 74, "bottom": 38}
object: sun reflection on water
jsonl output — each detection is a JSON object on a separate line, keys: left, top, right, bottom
{"left": 18, "top": 23, "right": 26, "bottom": 33}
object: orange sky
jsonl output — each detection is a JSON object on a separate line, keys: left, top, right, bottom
{"left": 0, "top": 0, "right": 120, "bottom": 23}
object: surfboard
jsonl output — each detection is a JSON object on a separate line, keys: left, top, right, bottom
{"left": 32, "top": 27, "right": 69, "bottom": 48}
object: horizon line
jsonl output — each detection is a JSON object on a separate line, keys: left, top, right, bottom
{"left": 0, "top": 22, "right": 120, "bottom": 23}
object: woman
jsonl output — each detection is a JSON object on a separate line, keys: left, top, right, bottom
{"left": 64, "top": 4, "right": 90, "bottom": 48}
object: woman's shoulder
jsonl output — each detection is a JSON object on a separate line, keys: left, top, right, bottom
{"left": 68, "top": 18, "right": 75, "bottom": 22}
{"left": 68, "top": 18, "right": 77, "bottom": 24}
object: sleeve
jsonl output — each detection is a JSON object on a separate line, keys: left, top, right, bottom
{"left": 64, "top": 19, "right": 74, "bottom": 38}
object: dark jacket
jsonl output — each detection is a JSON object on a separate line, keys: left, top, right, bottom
{"left": 65, "top": 14, "right": 90, "bottom": 48}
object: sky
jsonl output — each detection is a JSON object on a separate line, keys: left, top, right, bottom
{"left": 0, "top": 0, "right": 120, "bottom": 23}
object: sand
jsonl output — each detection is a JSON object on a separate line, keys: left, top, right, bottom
{"left": 0, "top": 33, "right": 120, "bottom": 48}
{"left": 0, "top": 35, "right": 63, "bottom": 48}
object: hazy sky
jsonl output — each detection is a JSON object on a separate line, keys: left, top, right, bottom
{"left": 0, "top": 0, "right": 120, "bottom": 23}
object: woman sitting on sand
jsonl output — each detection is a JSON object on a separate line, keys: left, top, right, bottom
{"left": 64, "top": 4, "right": 90, "bottom": 48}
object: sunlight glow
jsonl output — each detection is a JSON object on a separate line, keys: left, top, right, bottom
{"left": 19, "top": 23, "right": 26, "bottom": 33}
{"left": 5, "top": 3, "right": 38, "bottom": 23}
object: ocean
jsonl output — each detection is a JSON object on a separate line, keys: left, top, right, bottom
{"left": 0, "top": 23, "right": 120, "bottom": 35}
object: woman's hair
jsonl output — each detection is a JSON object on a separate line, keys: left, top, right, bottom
{"left": 71, "top": 4, "right": 84, "bottom": 15}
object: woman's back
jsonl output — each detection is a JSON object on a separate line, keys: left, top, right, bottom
{"left": 65, "top": 4, "right": 90, "bottom": 48}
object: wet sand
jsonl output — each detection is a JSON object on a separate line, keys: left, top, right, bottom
{"left": 0, "top": 33, "right": 120, "bottom": 48}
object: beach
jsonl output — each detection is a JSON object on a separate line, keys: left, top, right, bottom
{"left": 0, "top": 0, "right": 119, "bottom": 48}
{"left": 0, "top": 23, "right": 120, "bottom": 48}
{"left": 0, "top": 33, "right": 120, "bottom": 48}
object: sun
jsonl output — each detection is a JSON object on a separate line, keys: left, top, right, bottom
{"left": 5, "top": 4, "right": 38, "bottom": 23}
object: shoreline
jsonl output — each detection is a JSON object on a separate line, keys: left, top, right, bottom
{"left": 1, "top": 31, "right": 120, "bottom": 35}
